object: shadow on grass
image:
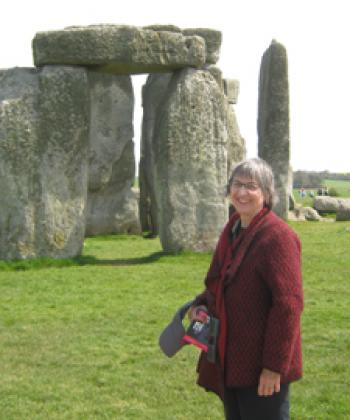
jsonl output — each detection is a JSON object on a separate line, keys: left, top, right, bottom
{"left": 0, "top": 251, "right": 175, "bottom": 272}
{"left": 78, "top": 251, "right": 173, "bottom": 266}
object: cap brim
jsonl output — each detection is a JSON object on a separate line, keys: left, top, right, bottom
{"left": 159, "top": 300, "right": 194, "bottom": 357}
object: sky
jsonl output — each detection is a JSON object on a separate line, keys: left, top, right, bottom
{"left": 0, "top": 0, "right": 349, "bottom": 173}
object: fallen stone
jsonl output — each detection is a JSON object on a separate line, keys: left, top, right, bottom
{"left": 288, "top": 206, "right": 321, "bottom": 221}
{"left": 304, "top": 207, "right": 322, "bottom": 221}
{"left": 313, "top": 196, "right": 350, "bottom": 213}
{"left": 336, "top": 209, "right": 350, "bottom": 221}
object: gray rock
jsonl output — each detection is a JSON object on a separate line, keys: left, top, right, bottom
{"left": 313, "top": 196, "right": 350, "bottom": 213}
{"left": 153, "top": 68, "right": 229, "bottom": 252}
{"left": 226, "top": 103, "right": 246, "bottom": 176}
{"left": 183, "top": 28, "right": 222, "bottom": 64}
{"left": 142, "top": 25, "right": 182, "bottom": 33}
{"left": 258, "top": 40, "right": 290, "bottom": 220}
{"left": 139, "top": 73, "right": 172, "bottom": 236}
{"left": 303, "top": 207, "right": 322, "bottom": 221}
{"left": 289, "top": 193, "right": 296, "bottom": 211}
{"left": 32, "top": 25, "right": 206, "bottom": 74}
{"left": 85, "top": 71, "right": 140, "bottom": 235}
{"left": 0, "top": 66, "right": 89, "bottom": 260}
{"left": 224, "top": 79, "right": 239, "bottom": 104}
{"left": 336, "top": 209, "right": 350, "bottom": 221}
{"left": 288, "top": 206, "right": 321, "bottom": 221}
{"left": 0, "top": 68, "right": 41, "bottom": 260}
{"left": 205, "top": 65, "right": 224, "bottom": 89}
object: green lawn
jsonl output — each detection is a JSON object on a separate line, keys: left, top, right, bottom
{"left": 293, "top": 189, "right": 314, "bottom": 207}
{"left": 0, "top": 224, "right": 350, "bottom": 419}
{"left": 324, "top": 179, "right": 350, "bottom": 197}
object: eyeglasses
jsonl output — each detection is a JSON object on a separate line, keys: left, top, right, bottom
{"left": 230, "top": 181, "right": 260, "bottom": 192}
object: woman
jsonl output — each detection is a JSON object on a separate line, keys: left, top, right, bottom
{"left": 189, "top": 158, "right": 303, "bottom": 420}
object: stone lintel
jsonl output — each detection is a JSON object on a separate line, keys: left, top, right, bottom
{"left": 32, "top": 25, "right": 215, "bottom": 73}
{"left": 183, "top": 28, "right": 222, "bottom": 64}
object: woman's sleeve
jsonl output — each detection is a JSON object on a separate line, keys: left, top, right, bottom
{"left": 192, "top": 239, "right": 224, "bottom": 311}
{"left": 261, "top": 228, "right": 304, "bottom": 375}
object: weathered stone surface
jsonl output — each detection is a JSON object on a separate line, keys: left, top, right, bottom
{"left": 304, "top": 207, "right": 322, "bottom": 221}
{"left": 153, "top": 68, "right": 229, "bottom": 252}
{"left": 183, "top": 28, "right": 222, "bottom": 64}
{"left": 289, "top": 193, "right": 296, "bottom": 211}
{"left": 139, "top": 73, "right": 172, "bottom": 235}
{"left": 0, "top": 66, "right": 89, "bottom": 260}
{"left": 85, "top": 71, "right": 140, "bottom": 235}
{"left": 287, "top": 166, "right": 294, "bottom": 210}
{"left": 226, "top": 101, "right": 246, "bottom": 176}
{"left": 288, "top": 206, "right": 321, "bottom": 221}
{"left": 313, "top": 196, "right": 350, "bottom": 213}
{"left": 224, "top": 79, "right": 239, "bottom": 104}
{"left": 336, "top": 209, "right": 350, "bottom": 221}
{"left": 32, "top": 25, "right": 206, "bottom": 74}
{"left": 206, "top": 65, "right": 224, "bottom": 89}
{"left": 0, "top": 68, "right": 40, "bottom": 260}
{"left": 258, "top": 40, "right": 290, "bottom": 220}
{"left": 143, "top": 25, "right": 181, "bottom": 33}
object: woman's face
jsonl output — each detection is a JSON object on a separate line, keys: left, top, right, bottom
{"left": 229, "top": 176, "right": 265, "bottom": 223}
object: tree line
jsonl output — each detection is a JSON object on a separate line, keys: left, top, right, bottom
{"left": 293, "top": 171, "right": 350, "bottom": 188}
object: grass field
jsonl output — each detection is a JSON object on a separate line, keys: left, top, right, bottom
{"left": 294, "top": 179, "right": 350, "bottom": 208}
{"left": 324, "top": 179, "right": 350, "bottom": 197}
{"left": 0, "top": 223, "right": 350, "bottom": 419}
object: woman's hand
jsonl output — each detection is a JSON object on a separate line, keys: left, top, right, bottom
{"left": 188, "top": 305, "right": 208, "bottom": 322}
{"left": 258, "top": 368, "right": 281, "bottom": 396}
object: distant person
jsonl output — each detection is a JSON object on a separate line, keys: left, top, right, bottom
{"left": 299, "top": 188, "right": 306, "bottom": 198}
{"left": 189, "top": 158, "right": 304, "bottom": 420}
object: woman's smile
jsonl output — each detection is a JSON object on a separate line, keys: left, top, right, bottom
{"left": 230, "top": 176, "right": 265, "bottom": 226}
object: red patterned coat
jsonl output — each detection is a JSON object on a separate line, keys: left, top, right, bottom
{"left": 194, "top": 208, "right": 303, "bottom": 399}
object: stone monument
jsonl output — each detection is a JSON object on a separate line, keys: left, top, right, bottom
{"left": 0, "top": 24, "right": 247, "bottom": 259}
{"left": 258, "top": 40, "right": 290, "bottom": 220}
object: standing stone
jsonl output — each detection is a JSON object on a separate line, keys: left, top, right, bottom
{"left": 139, "top": 73, "right": 172, "bottom": 235}
{"left": 85, "top": 71, "right": 140, "bottom": 236}
{"left": 153, "top": 68, "right": 229, "bottom": 252}
{"left": 0, "top": 66, "right": 89, "bottom": 260}
{"left": 258, "top": 40, "right": 290, "bottom": 219}
{"left": 226, "top": 103, "right": 246, "bottom": 176}
{"left": 223, "top": 79, "right": 246, "bottom": 176}
{"left": 0, "top": 68, "right": 40, "bottom": 260}
{"left": 224, "top": 79, "right": 240, "bottom": 105}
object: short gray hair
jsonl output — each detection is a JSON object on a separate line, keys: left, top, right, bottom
{"left": 227, "top": 158, "right": 277, "bottom": 209}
